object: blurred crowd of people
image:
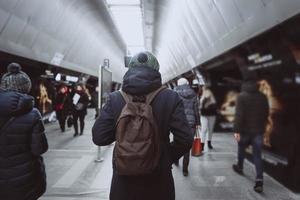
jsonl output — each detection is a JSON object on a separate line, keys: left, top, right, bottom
{"left": 54, "top": 83, "right": 89, "bottom": 137}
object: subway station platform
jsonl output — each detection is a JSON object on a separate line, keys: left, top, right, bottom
{"left": 39, "top": 110, "right": 300, "bottom": 200}
{"left": 1, "top": 1, "right": 300, "bottom": 200}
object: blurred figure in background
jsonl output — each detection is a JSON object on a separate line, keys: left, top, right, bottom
{"left": 200, "top": 86, "right": 217, "bottom": 150}
{"left": 0, "top": 63, "right": 48, "bottom": 200}
{"left": 91, "top": 86, "right": 100, "bottom": 119}
{"left": 174, "top": 77, "right": 200, "bottom": 176}
{"left": 83, "top": 84, "right": 92, "bottom": 101}
{"left": 71, "top": 83, "right": 89, "bottom": 137}
{"left": 55, "top": 84, "right": 71, "bottom": 132}
{"left": 192, "top": 78, "right": 203, "bottom": 97}
{"left": 232, "top": 79, "right": 269, "bottom": 193}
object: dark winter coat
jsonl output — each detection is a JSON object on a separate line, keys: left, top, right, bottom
{"left": 174, "top": 84, "right": 200, "bottom": 127}
{"left": 91, "top": 91, "right": 99, "bottom": 108}
{"left": 92, "top": 66, "right": 193, "bottom": 200}
{"left": 200, "top": 90, "right": 217, "bottom": 116}
{"left": 55, "top": 92, "right": 71, "bottom": 115}
{"left": 0, "top": 89, "right": 48, "bottom": 200}
{"left": 71, "top": 90, "right": 89, "bottom": 115}
{"left": 200, "top": 100, "right": 217, "bottom": 116}
{"left": 234, "top": 82, "right": 269, "bottom": 135}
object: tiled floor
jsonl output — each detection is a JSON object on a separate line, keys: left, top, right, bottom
{"left": 40, "top": 110, "right": 300, "bottom": 200}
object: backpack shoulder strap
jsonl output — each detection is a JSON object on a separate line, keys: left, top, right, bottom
{"left": 119, "top": 90, "right": 132, "bottom": 104}
{"left": 146, "top": 86, "right": 167, "bottom": 105}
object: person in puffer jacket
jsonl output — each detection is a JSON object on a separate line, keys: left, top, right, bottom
{"left": 174, "top": 77, "right": 200, "bottom": 176}
{"left": 0, "top": 63, "right": 48, "bottom": 200}
{"left": 92, "top": 52, "right": 193, "bottom": 200}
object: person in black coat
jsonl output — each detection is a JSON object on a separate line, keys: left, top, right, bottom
{"left": 232, "top": 80, "right": 269, "bottom": 193}
{"left": 55, "top": 85, "right": 71, "bottom": 132}
{"left": 71, "top": 83, "right": 89, "bottom": 137}
{"left": 0, "top": 63, "right": 48, "bottom": 200}
{"left": 91, "top": 86, "right": 99, "bottom": 119}
{"left": 200, "top": 86, "right": 218, "bottom": 150}
{"left": 92, "top": 52, "right": 193, "bottom": 200}
{"left": 174, "top": 77, "right": 200, "bottom": 176}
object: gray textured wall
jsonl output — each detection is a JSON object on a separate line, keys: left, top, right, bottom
{"left": 152, "top": 0, "right": 300, "bottom": 82}
{"left": 0, "top": 0, "right": 126, "bottom": 82}
{"left": 1, "top": 0, "right": 300, "bottom": 82}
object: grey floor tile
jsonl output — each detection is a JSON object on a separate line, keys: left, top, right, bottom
{"left": 41, "top": 110, "right": 299, "bottom": 200}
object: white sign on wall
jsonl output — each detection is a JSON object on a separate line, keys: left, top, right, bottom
{"left": 51, "top": 53, "right": 65, "bottom": 66}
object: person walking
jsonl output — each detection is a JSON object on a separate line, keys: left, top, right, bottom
{"left": 200, "top": 86, "right": 217, "bottom": 150}
{"left": 71, "top": 83, "right": 89, "bottom": 137}
{"left": 174, "top": 77, "right": 200, "bottom": 176}
{"left": 92, "top": 52, "right": 193, "bottom": 200}
{"left": 91, "top": 86, "right": 99, "bottom": 119}
{"left": 232, "top": 80, "right": 269, "bottom": 193}
{"left": 0, "top": 63, "right": 48, "bottom": 200}
{"left": 55, "top": 84, "right": 70, "bottom": 132}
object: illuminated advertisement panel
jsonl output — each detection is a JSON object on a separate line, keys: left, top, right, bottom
{"left": 207, "top": 35, "right": 300, "bottom": 190}
{"left": 242, "top": 41, "right": 300, "bottom": 190}
{"left": 34, "top": 79, "right": 55, "bottom": 115}
{"left": 100, "top": 67, "right": 112, "bottom": 107}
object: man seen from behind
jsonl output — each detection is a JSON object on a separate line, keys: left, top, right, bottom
{"left": 232, "top": 79, "right": 269, "bottom": 193}
{"left": 92, "top": 52, "right": 193, "bottom": 200}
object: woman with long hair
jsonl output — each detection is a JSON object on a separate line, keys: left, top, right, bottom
{"left": 71, "top": 83, "right": 89, "bottom": 137}
{"left": 200, "top": 86, "right": 217, "bottom": 150}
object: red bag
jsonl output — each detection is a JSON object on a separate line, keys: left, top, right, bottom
{"left": 55, "top": 104, "right": 64, "bottom": 111}
{"left": 192, "top": 127, "right": 202, "bottom": 157}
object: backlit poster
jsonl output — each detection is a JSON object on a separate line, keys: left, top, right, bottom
{"left": 34, "top": 79, "right": 55, "bottom": 115}
{"left": 219, "top": 90, "right": 239, "bottom": 129}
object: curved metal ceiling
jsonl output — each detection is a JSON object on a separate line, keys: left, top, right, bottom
{"left": 1, "top": 0, "right": 300, "bottom": 83}
{"left": 151, "top": 0, "right": 300, "bottom": 82}
{"left": 0, "top": 0, "right": 126, "bottom": 81}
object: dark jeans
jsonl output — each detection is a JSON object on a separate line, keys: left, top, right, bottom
{"left": 73, "top": 112, "right": 86, "bottom": 134}
{"left": 56, "top": 110, "right": 66, "bottom": 131}
{"left": 238, "top": 134, "right": 263, "bottom": 181}
{"left": 182, "top": 127, "right": 195, "bottom": 171}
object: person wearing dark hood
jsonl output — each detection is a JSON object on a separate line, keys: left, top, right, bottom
{"left": 174, "top": 77, "right": 200, "bottom": 176}
{"left": 71, "top": 83, "right": 89, "bottom": 137}
{"left": 92, "top": 52, "right": 193, "bottom": 200}
{"left": 0, "top": 63, "right": 48, "bottom": 200}
{"left": 232, "top": 80, "right": 269, "bottom": 193}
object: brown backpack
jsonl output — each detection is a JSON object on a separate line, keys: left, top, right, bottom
{"left": 115, "top": 86, "right": 166, "bottom": 176}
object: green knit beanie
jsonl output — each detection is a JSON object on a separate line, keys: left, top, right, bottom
{"left": 128, "top": 51, "right": 160, "bottom": 71}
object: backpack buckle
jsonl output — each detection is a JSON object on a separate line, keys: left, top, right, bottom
{"left": 132, "top": 95, "right": 146, "bottom": 103}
